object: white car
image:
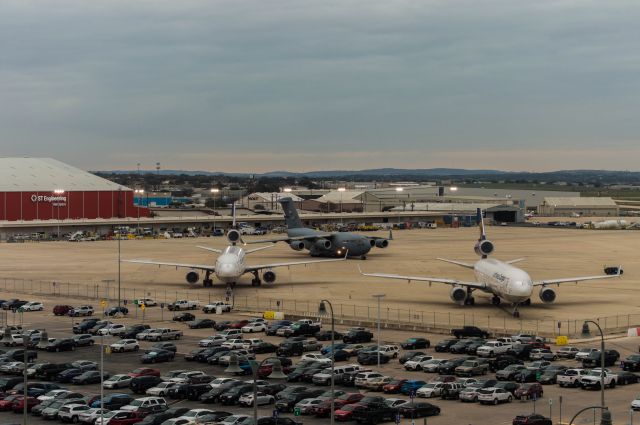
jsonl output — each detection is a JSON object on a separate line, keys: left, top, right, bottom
{"left": 416, "top": 382, "right": 445, "bottom": 398}
{"left": 97, "top": 324, "right": 126, "bottom": 336}
{"left": 241, "top": 323, "right": 267, "bottom": 333}
{"left": 209, "top": 377, "right": 237, "bottom": 389}
{"left": 237, "top": 391, "right": 275, "bottom": 407}
{"left": 103, "top": 374, "right": 132, "bottom": 389}
{"left": 477, "top": 387, "right": 513, "bottom": 404}
{"left": 575, "top": 348, "right": 598, "bottom": 361}
{"left": 38, "top": 389, "right": 71, "bottom": 402}
{"left": 146, "top": 382, "right": 177, "bottom": 396}
{"left": 3, "top": 334, "right": 23, "bottom": 346}
{"left": 218, "top": 415, "right": 250, "bottom": 425}
{"left": 176, "top": 409, "right": 216, "bottom": 423}
{"left": 21, "top": 301, "right": 44, "bottom": 311}
{"left": 199, "top": 335, "right": 227, "bottom": 347}
{"left": 385, "top": 398, "right": 410, "bottom": 408}
{"left": 632, "top": 395, "right": 640, "bottom": 411}
{"left": 137, "top": 298, "right": 157, "bottom": 307}
{"left": 58, "top": 404, "right": 92, "bottom": 423}
{"left": 378, "top": 345, "right": 400, "bottom": 358}
{"left": 354, "top": 371, "right": 384, "bottom": 388}
{"left": 0, "top": 361, "right": 24, "bottom": 374}
{"left": 170, "top": 371, "right": 209, "bottom": 383}
{"left": 110, "top": 339, "right": 139, "bottom": 353}
{"left": 476, "top": 341, "right": 511, "bottom": 357}
{"left": 404, "top": 355, "right": 434, "bottom": 371}
{"left": 94, "top": 411, "right": 124, "bottom": 425}
{"left": 222, "top": 339, "right": 247, "bottom": 350}
{"left": 301, "top": 353, "right": 331, "bottom": 365}
{"left": 295, "top": 397, "right": 327, "bottom": 414}
{"left": 135, "top": 329, "right": 157, "bottom": 341}
{"left": 78, "top": 408, "right": 110, "bottom": 424}
{"left": 242, "top": 338, "right": 264, "bottom": 349}
{"left": 420, "top": 359, "right": 446, "bottom": 373}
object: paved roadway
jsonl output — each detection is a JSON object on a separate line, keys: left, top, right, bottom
{"left": 1, "top": 306, "right": 639, "bottom": 425}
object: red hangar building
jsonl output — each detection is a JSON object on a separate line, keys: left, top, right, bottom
{"left": 0, "top": 157, "right": 148, "bottom": 221}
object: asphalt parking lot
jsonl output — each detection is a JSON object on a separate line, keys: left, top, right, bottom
{"left": 0, "top": 305, "right": 639, "bottom": 425}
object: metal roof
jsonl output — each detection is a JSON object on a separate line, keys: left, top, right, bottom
{"left": 541, "top": 197, "right": 617, "bottom": 207}
{"left": 0, "top": 157, "right": 130, "bottom": 192}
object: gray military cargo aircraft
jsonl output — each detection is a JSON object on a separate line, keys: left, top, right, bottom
{"left": 246, "top": 197, "right": 391, "bottom": 259}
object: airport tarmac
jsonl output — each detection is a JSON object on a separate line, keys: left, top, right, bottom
{"left": 0, "top": 226, "right": 638, "bottom": 332}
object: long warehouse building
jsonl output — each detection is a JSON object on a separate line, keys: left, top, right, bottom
{"left": 0, "top": 157, "right": 147, "bottom": 221}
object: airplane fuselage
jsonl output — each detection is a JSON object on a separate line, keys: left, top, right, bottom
{"left": 287, "top": 229, "right": 373, "bottom": 257}
{"left": 214, "top": 246, "right": 247, "bottom": 283}
{"left": 473, "top": 258, "right": 533, "bottom": 303}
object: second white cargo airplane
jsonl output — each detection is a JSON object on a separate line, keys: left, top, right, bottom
{"left": 361, "top": 209, "right": 622, "bottom": 317}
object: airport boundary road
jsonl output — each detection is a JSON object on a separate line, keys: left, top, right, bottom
{"left": 1, "top": 277, "right": 639, "bottom": 338}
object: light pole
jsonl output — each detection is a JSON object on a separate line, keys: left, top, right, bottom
{"left": 22, "top": 334, "right": 28, "bottom": 425}
{"left": 337, "top": 187, "right": 346, "bottom": 224}
{"left": 99, "top": 333, "right": 110, "bottom": 425}
{"left": 584, "top": 320, "right": 606, "bottom": 409}
{"left": 225, "top": 355, "right": 286, "bottom": 424}
{"left": 54, "top": 189, "right": 65, "bottom": 239}
{"left": 372, "top": 294, "right": 385, "bottom": 367}
{"left": 210, "top": 188, "right": 219, "bottom": 232}
{"left": 319, "top": 300, "right": 335, "bottom": 425}
{"left": 134, "top": 189, "right": 144, "bottom": 235}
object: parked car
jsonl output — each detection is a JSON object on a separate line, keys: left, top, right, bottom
{"left": 401, "top": 337, "right": 430, "bottom": 350}
{"left": 512, "top": 414, "right": 552, "bottom": 425}
{"left": 188, "top": 319, "right": 216, "bottom": 329}
{"left": 141, "top": 350, "right": 175, "bottom": 364}
{"left": 514, "top": 382, "right": 543, "bottom": 400}
{"left": 452, "top": 326, "right": 489, "bottom": 339}
{"left": 53, "top": 305, "right": 74, "bottom": 316}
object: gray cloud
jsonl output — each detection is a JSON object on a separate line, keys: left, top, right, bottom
{"left": 1, "top": 0, "right": 639, "bottom": 171}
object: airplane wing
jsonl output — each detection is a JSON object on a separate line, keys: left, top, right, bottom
{"left": 359, "top": 266, "right": 486, "bottom": 289}
{"left": 244, "top": 233, "right": 334, "bottom": 245}
{"left": 245, "top": 245, "right": 273, "bottom": 254}
{"left": 437, "top": 258, "right": 475, "bottom": 269}
{"left": 122, "top": 259, "right": 215, "bottom": 272}
{"left": 533, "top": 268, "right": 621, "bottom": 287}
{"left": 196, "top": 246, "right": 223, "bottom": 254}
{"left": 245, "top": 253, "right": 347, "bottom": 272}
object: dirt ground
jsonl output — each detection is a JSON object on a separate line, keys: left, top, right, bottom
{"left": 0, "top": 226, "right": 638, "bottom": 326}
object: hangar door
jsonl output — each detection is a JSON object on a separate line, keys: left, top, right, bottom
{"left": 492, "top": 210, "right": 517, "bottom": 223}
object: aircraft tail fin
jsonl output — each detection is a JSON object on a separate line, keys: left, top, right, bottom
{"left": 477, "top": 208, "right": 486, "bottom": 241}
{"left": 231, "top": 203, "right": 237, "bottom": 229}
{"left": 279, "top": 197, "right": 303, "bottom": 229}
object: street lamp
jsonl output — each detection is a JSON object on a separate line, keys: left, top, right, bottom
{"left": 99, "top": 334, "right": 111, "bottom": 425}
{"left": 337, "top": 188, "right": 346, "bottom": 223}
{"left": 319, "top": 300, "right": 335, "bottom": 425}
{"left": 54, "top": 189, "right": 65, "bottom": 239}
{"left": 134, "top": 190, "right": 144, "bottom": 234}
{"left": 210, "top": 188, "right": 220, "bottom": 232}
{"left": 372, "top": 294, "right": 386, "bottom": 367}
{"left": 225, "top": 355, "right": 286, "bottom": 424}
{"left": 584, "top": 320, "right": 606, "bottom": 409}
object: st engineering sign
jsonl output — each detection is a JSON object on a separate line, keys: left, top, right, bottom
{"left": 30, "top": 194, "right": 67, "bottom": 207}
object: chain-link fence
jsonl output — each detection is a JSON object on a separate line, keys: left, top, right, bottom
{"left": 1, "top": 277, "right": 638, "bottom": 338}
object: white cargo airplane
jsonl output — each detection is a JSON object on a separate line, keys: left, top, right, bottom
{"left": 360, "top": 209, "right": 622, "bottom": 317}
{"left": 124, "top": 205, "right": 346, "bottom": 288}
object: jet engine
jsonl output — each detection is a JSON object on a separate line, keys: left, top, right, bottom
{"left": 539, "top": 287, "right": 556, "bottom": 304}
{"left": 369, "top": 239, "right": 376, "bottom": 247}
{"left": 227, "top": 229, "right": 241, "bottom": 244}
{"left": 289, "top": 241, "right": 305, "bottom": 251}
{"left": 375, "top": 239, "right": 389, "bottom": 248}
{"left": 314, "top": 239, "right": 332, "bottom": 250}
{"left": 186, "top": 271, "right": 200, "bottom": 284}
{"left": 450, "top": 286, "right": 467, "bottom": 304}
{"left": 263, "top": 271, "right": 276, "bottom": 283}
{"left": 474, "top": 240, "right": 495, "bottom": 257}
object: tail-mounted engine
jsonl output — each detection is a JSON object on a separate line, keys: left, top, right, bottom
{"left": 539, "top": 287, "right": 556, "bottom": 304}
{"left": 263, "top": 271, "right": 276, "bottom": 283}
{"left": 289, "top": 241, "right": 305, "bottom": 251}
{"left": 474, "top": 240, "right": 494, "bottom": 257}
{"left": 227, "top": 229, "right": 241, "bottom": 245}
{"left": 186, "top": 271, "right": 199, "bottom": 284}
{"left": 450, "top": 286, "right": 467, "bottom": 304}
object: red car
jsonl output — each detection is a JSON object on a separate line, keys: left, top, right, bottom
{"left": 514, "top": 382, "right": 544, "bottom": 400}
{"left": 12, "top": 396, "right": 40, "bottom": 413}
{"left": 53, "top": 305, "right": 74, "bottom": 316}
{"left": 334, "top": 403, "right": 367, "bottom": 421}
{"left": 105, "top": 410, "right": 143, "bottom": 425}
{"left": 0, "top": 395, "right": 21, "bottom": 411}
{"left": 127, "top": 368, "right": 161, "bottom": 378}
{"left": 257, "top": 363, "right": 293, "bottom": 379}
{"left": 383, "top": 379, "right": 408, "bottom": 394}
{"left": 527, "top": 341, "right": 550, "bottom": 350}
{"left": 229, "top": 320, "right": 250, "bottom": 329}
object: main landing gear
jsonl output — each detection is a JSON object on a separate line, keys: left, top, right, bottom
{"left": 491, "top": 296, "right": 501, "bottom": 306}
{"left": 512, "top": 304, "right": 520, "bottom": 318}
{"left": 463, "top": 288, "right": 475, "bottom": 305}
{"left": 203, "top": 271, "right": 214, "bottom": 288}
{"left": 251, "top": 271, "right": 262, "bottom": 287}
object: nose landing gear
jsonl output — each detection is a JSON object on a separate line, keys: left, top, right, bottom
{"left": 251, "top": 271, "right": 262, "bottom": 287}
{"left": 203, "top": 271, "right": 214, "bottom": 288}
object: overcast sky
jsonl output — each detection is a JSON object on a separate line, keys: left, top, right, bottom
{"left": 1, "top": 0, "right": 639, "bottom": 172}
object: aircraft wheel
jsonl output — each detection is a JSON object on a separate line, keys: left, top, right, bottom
{"left": 513, "top": 311, "right": 520, "bottom": 318}
{"left": 492, "top": 297, "right": 501, "bottom": 305}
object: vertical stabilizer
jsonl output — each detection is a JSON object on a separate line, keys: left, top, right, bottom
{"left": 279, "top": 197, "right": 304, "bottom": 229}
{"left": 474, "top": 208, "right": 494, "bottom": 258}
{"left": 477, "top": 208, "right": 486, "bottom": 241}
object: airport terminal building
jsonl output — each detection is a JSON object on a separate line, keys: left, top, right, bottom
{"left": 0, "top": 157, "right": 148, "bottom": 221}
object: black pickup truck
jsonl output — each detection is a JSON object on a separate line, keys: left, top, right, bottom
{"left": 622, "top": 354, "right": 640, "bottom": 372}
{"left": 451, "top": 326, "right": 489, "bottom": 339}
{"left": 582, "top": 350, "right": 620, "bottom": 368}
{"left": 352, "top": 402, "right": 398, "bottom": 424}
